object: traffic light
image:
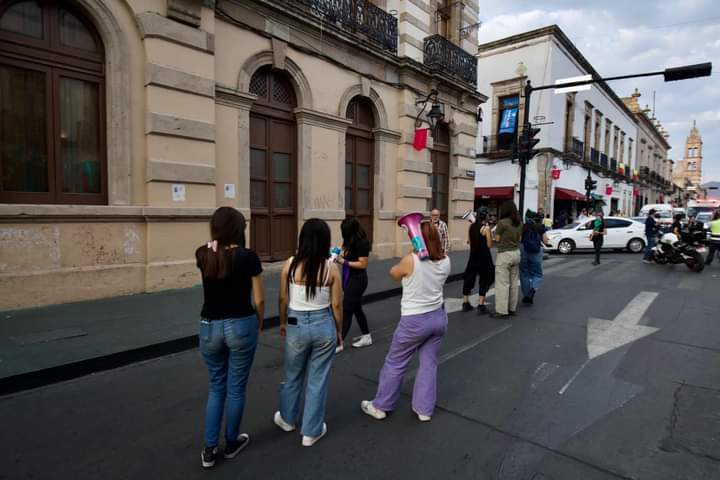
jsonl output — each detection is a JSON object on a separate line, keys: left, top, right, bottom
{"left": 584, "top": 176, "right": 597, "bottom": 200}
{"left": 518, "top": 124, "right": 541, "bottom": 164}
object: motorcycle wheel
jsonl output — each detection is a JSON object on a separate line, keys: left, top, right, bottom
{"left": 654, "top": 255, "right": 669, "bottom": 265}
{"left": 685, "top": 251, "right": 705, "bottom": 273}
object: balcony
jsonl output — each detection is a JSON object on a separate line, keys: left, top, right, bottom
{"left": 423, "top": 34, "right": 477, "bottom": 86}
{"left": 599, "top": 153, "right": 609, "bottom": 169}
{"left": 590, "top": 148, "right": 600, "bottom": 165}
{"left": 293, "top": 0, "right": 398, "bottom": 53}
{"left": 610, "top": 158, "right": 617, "bottom": 172}
{"left": 481, "top": 134, "right": 516, "bottom": 158}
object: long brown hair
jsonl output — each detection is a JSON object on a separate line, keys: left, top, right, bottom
{"left": 421, "top": 221, "right": 445, "bottom": 261}
{"left": 499, "top": 201, "right": 521, "bottom": 227}
{"left": 197, "top": 207, "right": 247, "bottom": 280}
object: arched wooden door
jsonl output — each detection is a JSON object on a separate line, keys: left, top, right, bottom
{"left": 249, "top": 67, "right": 297, "bottom": 261}
{"left": 431, "top": 123, "right": 450, "bottom": 222}
{"left": 345, "top": 97, "right": 375, "bottom": 242}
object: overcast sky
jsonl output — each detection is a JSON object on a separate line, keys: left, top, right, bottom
{"left": 477, "top": 0, "right": 719, "bottom": 182}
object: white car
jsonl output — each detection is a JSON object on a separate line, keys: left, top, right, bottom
{"left": 545, "top": 217, "right": 647, "bottom": 255}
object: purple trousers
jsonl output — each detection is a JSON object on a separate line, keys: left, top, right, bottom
{"left": 372, "top": 306, "right": 448, "bottom": 416}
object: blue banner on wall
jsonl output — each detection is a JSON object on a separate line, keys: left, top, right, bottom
{"left": 499, "top": 107, "right": 518, "bottom": 134}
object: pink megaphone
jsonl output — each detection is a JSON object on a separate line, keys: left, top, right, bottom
{"left": 398, "top": 212, "right": 429, "bottom": 260}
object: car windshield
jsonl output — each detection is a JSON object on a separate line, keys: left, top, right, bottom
{"left": 696, "top": 213, "right": 712, "bottom": 222}
{"left": 562, "top": 222, "right": 580, "bottom": 229}
{"left": 688, "top": 206, "right": 714, "bottom": 217}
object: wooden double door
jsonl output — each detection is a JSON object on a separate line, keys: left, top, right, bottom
{"left": 345, "top": 97, "right": 375, "bottom": 242}
{"left": 249, "top": 112, "right": 296, "bottom": 261}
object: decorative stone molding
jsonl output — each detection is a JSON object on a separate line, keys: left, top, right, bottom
{"left": 398, "top": 185, "right": 432, "bottom": 199}
{"left": 337, "top": 84, "right": 389, "bottom": 129}
{"left": 167, "top": 0, "right": 202, "bottom": 27}
{"left": 146, "top": 113, "right": 215, "bottom": 142}
{"left": 398, "top": 12, "right": 429, "bottom": 34}
{"left": 406, "top": 0, "right": 432, "bottom": 15}
{"left": 373, "top": 128, "right": 402, "bottom": 144}
{"left": 215, "top": 85, "right": 257, "bottom": 110}
{"left": 398, "top": 159, "right": 432, "bottom": 174}
{"left": 294, "top": 108, "right": 352, "bottom": 132}
{"left": 136, "top": 12, "right": 214, "bottom": 53}
{"left": 399, "top": 33, "right": 424, "bottom": 52}
{"left": 238, "top": 51, "right": 313, "bottom": 109}
{"left": 146, "top": 63, "right": 215, "bottom": 98}
{"left": 271, "top": 38, "right": 287, "bottom": 69}
{"left": 378, "top": 210, "right": 396, "bottom": 220}
{"left": 146, "top": 159, "right": 215, "bottom": 185}
{"left": 0, "top": 205, "right": 214, "bottom": 223}
{"left": 451, "top": 189, "right": 474, "bottom": 201}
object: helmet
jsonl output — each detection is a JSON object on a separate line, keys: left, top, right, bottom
{"left": 660, "top": 233, "right": 678, "bottom": 245}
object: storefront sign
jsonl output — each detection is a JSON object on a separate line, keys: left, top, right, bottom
{"left": 499, "top": 107, "right": 518, "bottom": 134}
{"left": 605, "top": 185, "right": 613, "bottom": 195}
{"left": 551, "top": 168, "right": 561, "bottom": 180}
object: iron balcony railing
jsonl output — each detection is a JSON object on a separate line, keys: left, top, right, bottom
{"left": 564, "top": 137, "right": 584, "bottom": 158}
{"left": 423, "top": 34, "right": 477, "bottom": 86}
{"left": 482, "top": 134, "right": 517, "bottom": 156}
{"left": 293, "top": 0, "right": 398, "bottom": 53}
{"left": 600, "top": 152, "right": 609, "bottom": 169}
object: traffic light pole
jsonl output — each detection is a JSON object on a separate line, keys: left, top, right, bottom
{"left": 518, "top": 80, "right": 532, "bottom": 215}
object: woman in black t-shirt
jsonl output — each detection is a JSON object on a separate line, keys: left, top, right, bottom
{"left": 336, "top": 217, "right": 372, "bottom": 351}
{"left": 195, "top": 207, "right": 265, "bottom": 469}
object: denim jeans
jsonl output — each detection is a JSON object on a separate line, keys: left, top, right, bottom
{"left": 644, "top": 235, "right": 657, "bottom": 260}
{"left": 520, "top": 248, "right": 543, "bottom": 298}
{"left": 200, "top": 315, "right": 258, "bottom": 447}
{"left": 279, "top": 308, "right": 336, "bottom": 437}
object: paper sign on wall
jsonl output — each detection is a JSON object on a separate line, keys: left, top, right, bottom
{"left": 224, "top": 184, "right": 236, "bottom": 199}
{"left": 172, "top": 184, "right": 186, "bottom": 202}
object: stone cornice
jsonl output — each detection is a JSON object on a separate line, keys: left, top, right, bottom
{"left": 215, "top": 85, "right": 257, "bottom": 109}
{"left": 294, "top": 108, "right": 352, "bottom": 132}
{"left": 0, "top": 205, "right": 215, "bottom": 223}
{"left": 373, "top": 128, "right": 403, "bottom": 144}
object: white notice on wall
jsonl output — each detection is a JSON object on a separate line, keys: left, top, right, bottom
{"left": 224, "top": 183, "right": 236, "bottom": 199}
{"left": 172, "top": 184, "right": 186, "bottom": 202}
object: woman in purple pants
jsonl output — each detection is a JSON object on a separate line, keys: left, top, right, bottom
{"left": 361, "top": 221, "right": 451, "bottom": 422}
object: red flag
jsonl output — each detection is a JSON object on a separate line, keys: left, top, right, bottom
{"left": 413, "top": 128, "right": 428, "bottom": 151}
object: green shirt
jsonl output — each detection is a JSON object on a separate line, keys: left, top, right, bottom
{"left": 495, "top": 218, "right": 522, "bottom": 253}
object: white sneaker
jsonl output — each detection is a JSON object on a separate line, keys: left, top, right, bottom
{"left": 301, "top": 423, "right": 327, "bottom": 447}
{"left": 352, "top": 334, "right": 372, "bottom": 348}
{"left": 360, "top": 400, "right": 387, "bottom": 420}
{"left": 413, "top": 409, "right": 432, "bottom": 422}
{"left": 273, "top": 411, "right": 295, "bottom": 432}
{"left": 335, "top": 343, "right": 344, "bottom": 354}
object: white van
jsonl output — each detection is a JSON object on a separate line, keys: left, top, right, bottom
{"left": 639, "top": 204, "right": 674, "bottom": 227}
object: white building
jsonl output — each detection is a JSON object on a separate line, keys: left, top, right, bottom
{"left": 475, "top": 25, "right": 639, "bottom": 221}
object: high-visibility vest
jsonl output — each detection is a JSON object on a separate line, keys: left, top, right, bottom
{"left": 711, "top": 219, "right": 720, "bottom": 240}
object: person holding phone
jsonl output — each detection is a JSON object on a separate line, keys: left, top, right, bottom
{"left": 196, "top": 207, "right": 264, "bottom": 468}
{"left": 274, "top": 219, "right": 343, "bottom": 447}
{"left": 591, "top": 210, "right": 607, "bottom": 266}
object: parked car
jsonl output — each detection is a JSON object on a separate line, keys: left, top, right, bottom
{"left": 545, "top": 217, "right": 646, "bottom": 255}
{"left": 695, "top": 212, "right": 713, "bottom": 231}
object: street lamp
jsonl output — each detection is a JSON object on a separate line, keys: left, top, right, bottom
{"left": 415, "top": 89, "right": 445, "bottom": 136}
{"left": 427, "top": 101, "right": 444, "bottom": 132}
{"left": 517, "top": 62, "right": 712, "bottom": 214}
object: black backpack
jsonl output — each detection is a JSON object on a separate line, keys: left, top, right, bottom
{"left": 522, "top": 224, "right": 542, "bottom": 254}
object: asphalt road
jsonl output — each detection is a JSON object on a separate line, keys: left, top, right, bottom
{"left": 2, "top": 253, "right": 719, "bottom": 480}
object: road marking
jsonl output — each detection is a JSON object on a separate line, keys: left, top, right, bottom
{"left": 404, "top": 324, "right": 511, "bottom": 383}
{"left": 586, "top": 291, "right": 659, "bottom": 360}
{"left": 555, "top": 259, "right": 616, "bottom": 278}
{"left": 542, "top": 258, "right": 586, "bottom": 275}
{"left": 531, "top": 362, "right": 560, "bottom": 392}
{"left": 558, "top": 359, "right": 589, "bottom": 395}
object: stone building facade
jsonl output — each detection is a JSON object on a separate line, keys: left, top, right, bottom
{"left": 621, "top": 89, "right": 673, "bottom": 210}
{"left": 0, "top": 0, "right": 484, "bottom": 309}
{"left": 673, "top": 122, "right": 704, "bottom": 200}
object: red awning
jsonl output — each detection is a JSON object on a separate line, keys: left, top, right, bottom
{"left": 555, "top": 187, "right": 587, "bottom": 202}
{"left": 475, "top": 186, "right": 514, "bottom": 200}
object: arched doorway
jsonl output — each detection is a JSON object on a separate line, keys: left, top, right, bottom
{"left": 431, "top": 123, "right": 450, "bottom": 222}
{"left": 0, "top": 0, "right": 106, "bottom": 204}
{"left": 345, "top": 97, "right": 375, "bottom": 242}
{"left": 249, "top": 66, "right": 297, "bottom": 261}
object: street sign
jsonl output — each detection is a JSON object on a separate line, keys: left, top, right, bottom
{"left": 554, "top": 74, "right": 592, "bottom": 94}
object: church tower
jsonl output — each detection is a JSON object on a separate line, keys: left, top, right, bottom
{"left": 673, "top": 121, "right": 703, "bottom": 195}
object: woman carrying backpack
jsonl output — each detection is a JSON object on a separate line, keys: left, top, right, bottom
{"left": 520, "top": 210, "right": 549, "bottom": 305}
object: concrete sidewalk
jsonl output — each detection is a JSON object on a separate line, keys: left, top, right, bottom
{"left": 0, "top": 251, "right": 469, "bottom": 393}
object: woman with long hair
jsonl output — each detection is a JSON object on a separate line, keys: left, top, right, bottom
{"left": 337, "top": 217, "right": 372, "bottom": 351}
{"left": 274, "top": 219, "right": 343, "bottom": 447}
{"left": 461, "top": 207, "right": 495, "bottom": 315}
{"left": 196, "top": 207, "right": 265, "bottom": 469}
{"left": 361, "top": 221, "right": 451, "bottom": 422}
{"left": 492, "top": 201, "right": 523, "bottom": 319}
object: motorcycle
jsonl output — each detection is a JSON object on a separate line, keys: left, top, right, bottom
{"left": 652, "top": 232, "right": 705, "bottom": 273}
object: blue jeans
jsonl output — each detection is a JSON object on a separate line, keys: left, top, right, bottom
{"left": 279, "top": 308, "right": 336, "bottom": 437}
{"left": 520, "top": 248, "right": 543, "bottom": 298}
{"left": 200, "top": 315, "right": 258, "bottom": 447}
{"left": 644, "top": 235, "right": 657, "bottom": 260}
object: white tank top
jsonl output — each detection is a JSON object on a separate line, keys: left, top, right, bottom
{"left": 401, "top": 254, "right": 451, "bottom": 316}
{"left": 288, "top": 259, "right": 333, "bottom": 311}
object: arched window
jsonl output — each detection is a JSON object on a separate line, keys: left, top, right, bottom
{"left": 0, "top": 1, "right": 105, "bottom": 204}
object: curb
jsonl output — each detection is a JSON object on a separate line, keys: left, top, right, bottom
{"left": 0, "top": 273, "right": 463, "bottom": 396}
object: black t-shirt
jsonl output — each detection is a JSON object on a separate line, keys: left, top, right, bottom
{"left": 196, "top": 246, "right": 263, "bottom": 320}
{"left": 344, "top": 239, "right": 370, "bottom": 276}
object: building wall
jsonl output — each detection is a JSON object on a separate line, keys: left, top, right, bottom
{"left": 0, "top": 0, "right": 482, "bottom": 310}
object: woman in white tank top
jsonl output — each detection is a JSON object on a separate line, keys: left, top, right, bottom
{"left": 275, "top": 219, "right": 342, "bottom": 447}
{"left": 361, "top": 221, "right": 451, "bottom": 422}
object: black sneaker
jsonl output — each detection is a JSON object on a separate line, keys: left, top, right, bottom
{"left": 201, "top": 446, "right": 218, "bottom": 468}
{"left": 224, "top": 433, "right": 250, "bottom": 459}
{"left": 521, "top": 296, "right": 531, "bottom": 304}
{"left": 462, "top": 302, "right": 473, "bottom": 312}
{"left": 477, "top": 304, "right": 488, "bottom": 315}
{"left": 528, "top": 288, "right": 535, "bottom": 304}
{"left": 489, "top": 312, "right": 510, "bottom": 320}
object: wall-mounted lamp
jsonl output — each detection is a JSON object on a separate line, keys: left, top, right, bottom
{"left": 415, "top": 89, "right": 445, "bottom": 135}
